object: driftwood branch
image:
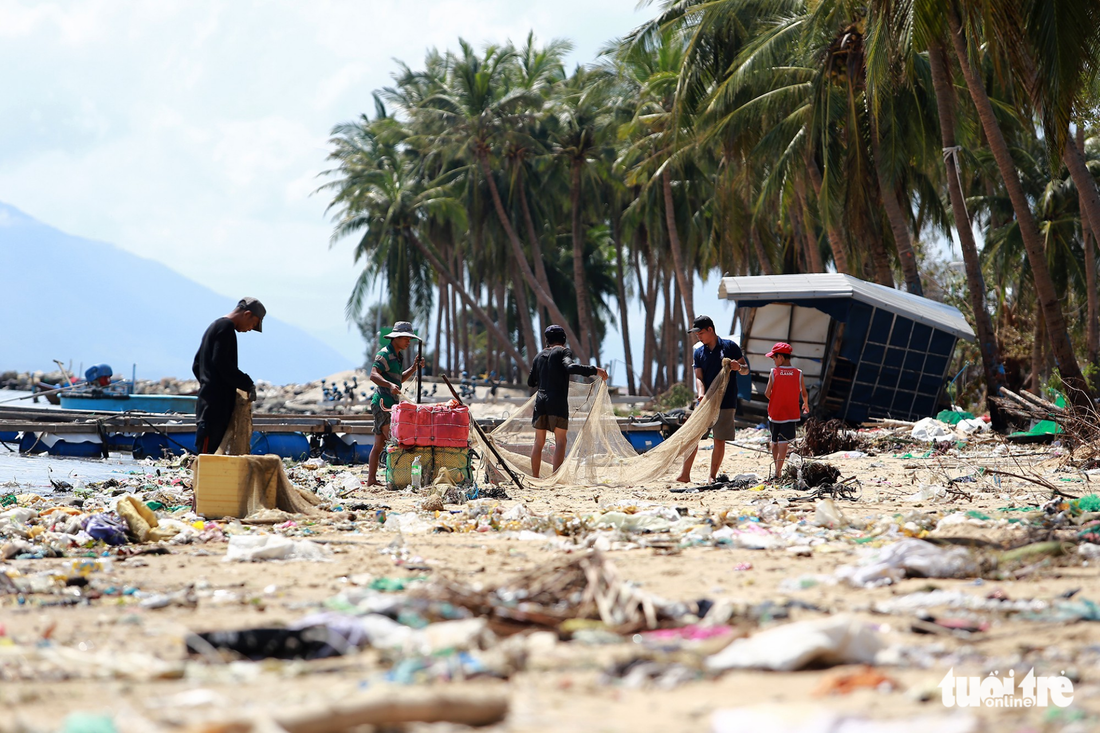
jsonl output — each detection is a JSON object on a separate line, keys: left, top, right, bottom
{"left": 269, "top": 691, "right": 509, "bottom": 733}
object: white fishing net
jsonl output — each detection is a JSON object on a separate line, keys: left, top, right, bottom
{"left": 473, "top": 359, "right": 733, "bottom": 487}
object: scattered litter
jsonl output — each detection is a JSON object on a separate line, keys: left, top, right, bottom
{"left": 223, "top": 534, "right": 330, "bottom": 562}
{"left": 705, "top": 615, "right": 884, "bottom": 671}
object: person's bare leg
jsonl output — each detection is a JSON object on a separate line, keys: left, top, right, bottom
{"left": 551, "top": 426, "right": 568, "bottom": 472}
{"left": 531, "top": 429, "right": 547, "bottom": 478}
{"left": 774, "top": 442, "right": 789, "bottom": 479}
{"left": 710, "top": 440, "right": 726, "bottom": 481}
{"left": 678, "top": 448, "right": 698, "bottom": 482}
{"left": 367, "top": 425, "right": 390, "bottom": 486}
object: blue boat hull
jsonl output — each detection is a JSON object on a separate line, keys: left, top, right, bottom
{"left": 321, "top": 434, "right": 374, "bottom": 464}
{"left": 132, "top": 432, "right": 197, "bottom": 459}
{"left": 251, "top": 433, "right": 311, "bottom": 461}
{"left": 60, "top": 394, "right": 197, "bottom": 414}
{"left": 18, "top": 432, "right": 105, "bottom": 457}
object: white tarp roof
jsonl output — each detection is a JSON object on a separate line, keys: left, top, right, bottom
{"left": 718, "top": 273, "right": 975, "bottom": 342}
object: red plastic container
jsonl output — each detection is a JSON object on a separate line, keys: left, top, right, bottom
{"left": 388, "top": 400, "right": 470, "bottom": 447}
{"left": 431, "top": 401, "right": 470, "bottom": 447}
{"left": 390, "top": 402, "right": 419, "bottom": 446}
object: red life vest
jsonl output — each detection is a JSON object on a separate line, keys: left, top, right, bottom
{"left": 768, "top": 367, "right": 802, "bottom": 422}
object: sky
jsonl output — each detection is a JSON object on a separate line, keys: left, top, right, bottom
{"left": 0, "top": 0, "right": 708, "bottom": 380}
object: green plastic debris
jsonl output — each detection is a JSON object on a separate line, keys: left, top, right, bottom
{"left": 936, "top": 409, "right": 975, "bottom": 425}
{"left": 0, "top": 493, "right": 16, "bottom": 507}
{"left": 145, "top": 501, "right": 166, "bottom": 511}
{"left": 62, "top": 715, "right": 118, "bottom": 733}
{"left": 368, "top": 576, "right": 429, "bottom": 592}
{"left": 1074, "top": 494, "right": 1100, "bottom": 512}
{"left": 965, "top": 510, "right": 991, "bottom": 521}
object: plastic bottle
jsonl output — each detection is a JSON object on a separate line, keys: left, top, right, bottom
{"left": 411, "top": 456, "right": 422, "bottom": 490}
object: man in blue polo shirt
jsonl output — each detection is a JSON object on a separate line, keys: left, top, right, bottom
{"left": 677, "top": 315, "right": 749, "bottom": 483}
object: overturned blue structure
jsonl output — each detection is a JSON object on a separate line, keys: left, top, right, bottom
{"left": 719, "top": 274, "right": 976, "bottom": 424}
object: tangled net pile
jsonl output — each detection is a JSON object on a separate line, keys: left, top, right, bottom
{"left": 473, "top": 360, "right": 733, "bottom": 487}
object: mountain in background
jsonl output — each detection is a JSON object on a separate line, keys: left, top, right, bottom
{"left": 0, "top": 202, "right": 353, "bottom": 384}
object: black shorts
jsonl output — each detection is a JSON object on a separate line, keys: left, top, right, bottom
{"left": 372, "top": 401, "right": 392, "bottom": 435}
{"left": 769, "top": 420, "right": 797, "bottom": 444}
{"left": 533, "top": 414, "right": 569, "bottom": 431}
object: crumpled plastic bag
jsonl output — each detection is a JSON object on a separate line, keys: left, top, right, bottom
{"left": 83, "top": 513, "right": 128, "bottom": 546}
{"left": 911, "top": 417, "right": 954, "bottom": 443}
{"left": 223, "top": 534, "right": 330, "bottom": 562}
{"left": 705, "top": 615, "right": 883, "bottom": 672}
{"left": 835, "top": 539, "right": 979, "bottom": 587}
{"left": 955, "top": 418, "right": 990, "bottom": 435}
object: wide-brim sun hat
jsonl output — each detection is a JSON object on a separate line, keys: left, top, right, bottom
{"left": 766, "top": 342, "right": 793, "bottom": 358}
{"left": 385, "top": 321, "right": 420, "bottom": 340}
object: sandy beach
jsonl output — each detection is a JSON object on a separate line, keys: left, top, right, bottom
{"left": 3, "top": 428, "right": 1098, "bottom": 732}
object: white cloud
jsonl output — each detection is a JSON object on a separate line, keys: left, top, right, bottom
{"left": 0, "top": 0, "right": 643, "bottom": 364}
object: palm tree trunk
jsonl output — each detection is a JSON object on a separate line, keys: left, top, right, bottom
{"left": 946, "top": 8, "right": 1091, "bottom": 407}
{"left": 871, "top": 121, "right": 923, "bottom": 295}
{"left": 638, "top": 236, "right": 659, "bottom": 394}
{"left": 1066, "top": 130, "right": 1100, "bottom": 370}
{"left": 1083, "top": 145, "right": 1100, "bottom": 370}
{"left": 613, "top": 213, "right": 638, "bottom": 395}
{"left": 517, "top": 169, "right": 554, "bottom": 329}
{"left": 571, "top": 160, "right": 599, "bottom": 361}
{"left": 661, "top": 169, "right": 694, "bottom": 320}
{"left": 409, "top": 232, "right": 525, "bottom": 367}
{"left": 434, "top": 281, "right": 445, "bottom": 375}
{"left": 807, "top": 160, "right": 851, "bottom": 273}
{"left": 449, "top": 252, "right": 458, "bottom": 372}
{"left": 864, "top": 204, "right": 896, "bottom": 288}
{"left": 510, "top": 258, "right": 537, "bottom": 370}
{"left": 496, "top": 280, "right": 508, "bottom": 375}
{"left": 929, "top": 41, "right": 1009, "bottom": 430}
{"left": 476, "top": 153, "right": 589, "bottom": 361}
{"left": 664, "top": 271, "right": 676, "bottom": 388}
{"left": 750, "top": 223, "right": 774, "bottom": 275}
{"left": 1029, "top": 311, "right": 1044, "bottom": 393}
{"left": 794, "top": 179, "right": 825, "bottom": 272}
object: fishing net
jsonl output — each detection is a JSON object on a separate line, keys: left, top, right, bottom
{"left": 473, "top": 359, "right": 733, "bottom": 487}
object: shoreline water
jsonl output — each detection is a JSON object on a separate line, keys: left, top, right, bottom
{"left": 1, "top": 388, "right": 161, "bottom": 491}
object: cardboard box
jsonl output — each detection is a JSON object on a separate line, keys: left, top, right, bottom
{"left": 194, "top": 454, "right": 276, "bottom": 518}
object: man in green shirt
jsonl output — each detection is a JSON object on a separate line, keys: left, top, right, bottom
{"left": 367, "top": 321, "right": 424, "bottom": 486}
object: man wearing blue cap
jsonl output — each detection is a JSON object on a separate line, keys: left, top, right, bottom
{"left": 526, "top": 325, "right": 607, "bottom": 477}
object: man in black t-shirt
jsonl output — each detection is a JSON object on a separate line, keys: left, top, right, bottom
{"left": 192, "top": 298, "right": 265, "bottom": 454}
{"left": 526, "top": 325, "right": 607, "bottom": 478}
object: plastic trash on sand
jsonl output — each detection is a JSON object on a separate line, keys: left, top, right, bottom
{"left": 911, "top": 417, "right": 954, "bottom": 443}
{"left": 835, "top": 539, "right": 979, "bottom": 587}
{"left": 224, "top": 534, "right": 330, "bottom": 562}
{"left": 812, "top": 499, "right": 848, "bottom": 528}
{"left": 711, "top": 707, "right": 979, "bottom": 733}
{"left": 705, "top": 615, "right": 883, "bottom": 672}
{"left": 954, "top": 418, "right": 990, "bottom": 435}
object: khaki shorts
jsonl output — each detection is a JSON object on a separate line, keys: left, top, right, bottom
{"left": 533, "top": 414, "right": 569, "bottom": 431}
{"left": 711, "top": 408, "right": 737, "bottom": 442}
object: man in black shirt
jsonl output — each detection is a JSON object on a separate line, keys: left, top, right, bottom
{"left": 526, "top": 325, "right": 607, "bottom": 477}
{"left": 192, "top": 298, "right": 265, "bottom": 454}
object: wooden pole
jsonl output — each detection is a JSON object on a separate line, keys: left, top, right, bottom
{"left": 416, "top": 338, "right": 423, "bottom": 404}
{"left": 440, "top": 373, "right": 526, "bottom": 492}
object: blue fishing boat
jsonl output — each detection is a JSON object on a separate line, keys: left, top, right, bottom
{"left": 57, "top": 364, "right": 197, "bottom": 414}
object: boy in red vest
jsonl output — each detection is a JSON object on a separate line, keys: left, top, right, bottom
{"left": 764, "top": 342, "right": 809, "bottom": 480}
